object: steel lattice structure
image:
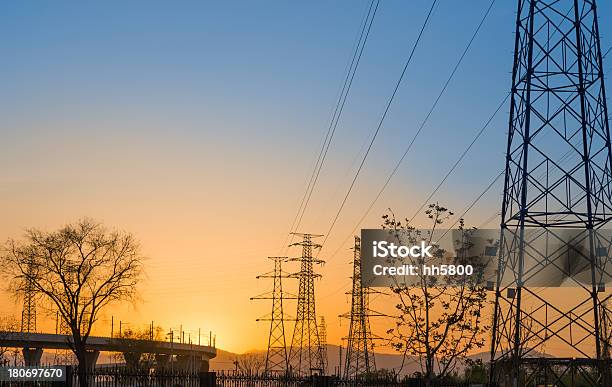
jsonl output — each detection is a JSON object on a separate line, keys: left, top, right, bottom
{"left": 491, "top": 1, "right": 612, "bottom": 385}
{"left": 21, "top": 258, "right": 36, "bottom": 333}
{"left": 318, "top": 316, "right": 328, "bottom": 372}
{"left": 341, "top": 236, "right": 379, "bottom": 379}
{"left": 251, "top": 257, "right": 294, "bottom": 374}
{"left": 288, "top": 233, "right": 326, "bottom": 375}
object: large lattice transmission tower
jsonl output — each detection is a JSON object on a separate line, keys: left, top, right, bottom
{"left": 251, "top": 257, "right": 294, "bottom": 374}
{"left": 288, "top": 233, "right": 326, "bottom": 375}
{"left": 21, "top": 257, "right": 37, "bottom": 333}
{"left": 341, "top": 236, "right": 380, "bottom": 379}
{"left": 491, "top": 1, "right": 612, "bottom": 385}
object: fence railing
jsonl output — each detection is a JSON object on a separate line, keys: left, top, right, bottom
{"left": 74, "top": 367, "right": 202, "bottom": 386}
{"left": 0, "top": 367, "right": 487, "bottom": 387}
{"left": 213, "top": 371, "right": 436, "bottom": 387}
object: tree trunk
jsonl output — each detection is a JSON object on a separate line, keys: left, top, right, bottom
{"left": 425, "top": 357, "right": 434, "bottom": 387}
{"left": 73, "top": 342, "right": 89, "bottom": 387}
{"left": 78, "top": 360, "right": 88, "bottom": 387}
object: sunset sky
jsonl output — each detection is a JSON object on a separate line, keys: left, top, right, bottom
{"left": 0, "top": 1, "right": 611, "bottom": 354}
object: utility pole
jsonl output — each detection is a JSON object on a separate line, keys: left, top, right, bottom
{"left": 288, "top": 233, "right": 326, "bottom": 375}
{"left": 251, "top": 256, "right": 295, "bottom": 374}
{"left": 490, "top": 1, "right": 612, "bottom": 386}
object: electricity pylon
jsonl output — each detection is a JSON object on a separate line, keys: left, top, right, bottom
{"left": 288, "top": 233, "right": 326, "bottom": 375}
{"left": 251, "top": 257, "right": 294, "bottom": 374}
{"left": 340, "top": 236, "right": 381, "bottom": 379}
{"left": 21, "top": 257, "right": 36, "bottom": 333}
{"left": 490, "top": 1, "right": 612, "bottom": 385}
{"left": 318, "top": 316, "right": 328, "bottom": 373}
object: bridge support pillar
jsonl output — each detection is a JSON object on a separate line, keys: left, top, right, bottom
{"left": 198, "top": 356, "right": 210, "bottom": 372}
{"left": 84, "top": 350, "right": 99, "bottom": 369}
{"left": 155, "top": 354, "right": 170, "bottom": 370}
{"left": 22, "top": 348, "right": 43, "bottom": 366}
{"left": 122, "top": 352, "right": 142, "bottom": 369}
{"left": 175, "top": 355, "right": 193, "bottom": 372}
{"left": 176, "top": 354, "right": 209, "bottom": 372}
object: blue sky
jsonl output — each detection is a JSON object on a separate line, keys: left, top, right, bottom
{"left": 2, "top": 1, "right": 608, "bottom": 228}
{"left": 0, "top": 1, "right": 611, "bottom": 351}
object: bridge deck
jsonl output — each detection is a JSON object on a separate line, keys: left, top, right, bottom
{"left": 0, "top": 332, "right": 216, "bottom": 359}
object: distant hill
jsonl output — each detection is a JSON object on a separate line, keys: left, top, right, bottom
{"left": 34, "top": 344, "right": 551, "bottom": 376}
{"left": 210, "top": 345, "right": 556, "bottom": 377}
{"left": 210, "top": 345, "right": 423, "bottom": 376}
{"left": 209, "top": 348, "right": 242, "bottom": 371}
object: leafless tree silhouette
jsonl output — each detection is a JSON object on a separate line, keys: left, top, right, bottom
{"left": 384, "top": 204, "right": 489, "bottom": 384}
{"left": 2, "top": 218, "right": 144, "bottom": 387}
{"left": 0, "top": 316, "right": 19, "bottom": 366}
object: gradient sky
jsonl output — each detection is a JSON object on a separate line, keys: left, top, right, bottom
{"left": 0, "top": 1, "right": 611, "bottom": 354}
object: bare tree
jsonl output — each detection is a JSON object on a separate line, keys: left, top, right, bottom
{"left": 0, "top": 316, "right": 19, "bottom": 366}
{"left": 236, "top": 353, "right": 265, "bottom": 374}
{"left": 2, "top": 219, "right": 144, "bottom": 387}
{"left": 384, "top": 204, "right": 489, "bottom": 384}
{"left": 118, "top": 324, "right": 165, "bottom": 369}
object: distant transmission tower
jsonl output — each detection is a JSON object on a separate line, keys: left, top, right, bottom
{"left": 21, "top": 258, "right": 36, "bottom": 333}
{"left": 288, "top": 233, "right": 326, "bottom": 375}
{"left": 341, "top": 236, "right": 379, "bottom": 379}
{"left": 251, "top": 257, "right": 294, "bottom": 374}
{"left": 491, "top": 1, "right": 612, "bottom": 386}
{"left": 318, "top": 316, "right": 328, "bottom": 372}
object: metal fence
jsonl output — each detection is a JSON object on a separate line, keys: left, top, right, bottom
{"left": 73, "top": 367, "right": 201, "bottom": 387}
{"left": 0, "top": 366, "right": 203, "bottom": 387}
{"left": 214, "top": 371, "right": 410, "bottom": 387}
{"left": 0, "top": 367, "right": 484, "bottom": 387}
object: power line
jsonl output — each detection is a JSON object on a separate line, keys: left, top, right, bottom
{"left": 438, "top": 144, "right": 579, "bottom": 240}
{"left": 293, "top": 0, "right": 379, "bottom": 235}
{"left": 318, "top": 0, "right": 439, "bottom": 253}
{"left": 282, "top": 0, "right": 379, "bottom": 252}
{"left": 332, "top": 6, "right": 601, "bottom": 352}
{"left": 325, "top": 170, "right": 580, "bottom": 347}
{"left": 325, "top": 0, "right": 497, "bottom": 259}
{"left": 422, "top": 3, "right": 575, "bottom": 233}
{"left": 438, "top": 170, "right": 503, "bottom": 240}
{"left": 329, "top": 93, "right": 507, "bottom": 262}
{"left": 408, "top": 93, "right": 508, "bottom": 223}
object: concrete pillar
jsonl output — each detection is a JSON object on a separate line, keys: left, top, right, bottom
{"left": 84, "top": 350, "right": 99, "bottom": 369}
{"left": 155, "top": 354, "right": 170, "bottom": 370}
{"left": 175, "top": 354, "right": 210, "bottom": 372}
{"left": 122, "top": 352, "right": 142, "bottom": 369}
{"left": 198, "top": 356, "right": 210, "bottom": 372}
{"left": 22, "top": 348, "right": 43, "bottom": 366}
{"left": 175, "top": 355, "right": 193, "bottom": 372}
